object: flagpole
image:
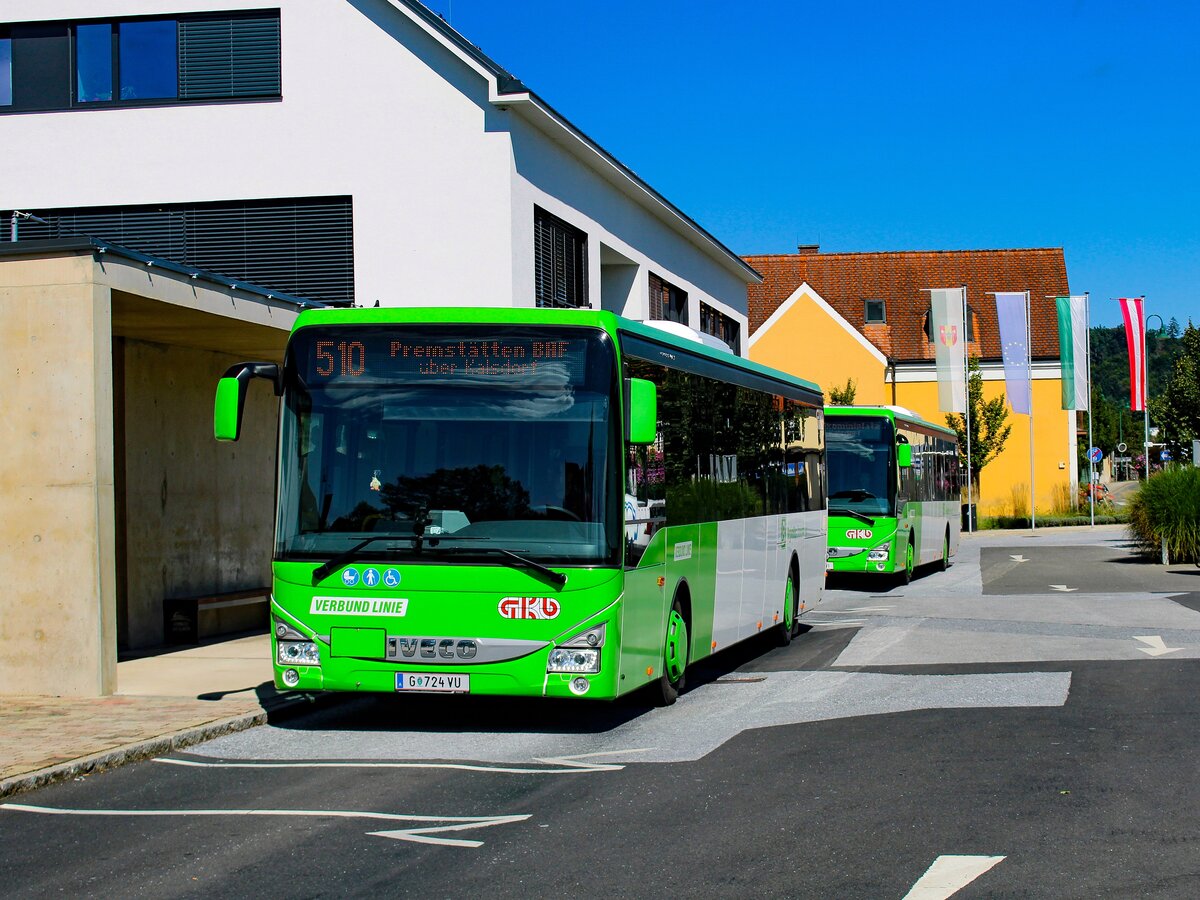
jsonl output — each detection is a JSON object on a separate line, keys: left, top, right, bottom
{"left": 1085, "top": 292, "right": 1094, "bottom": 526}
{"left": 963, "top": 284, "right": 973, "bottom": 533}
{"left": 1025, "top": 290, "right": 1036, "bottom": 529}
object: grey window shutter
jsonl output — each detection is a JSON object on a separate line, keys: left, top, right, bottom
{"left": 5, "top": 197, "right": 354, "bottom": 305}
{"left": 179, "top": 14, "right": 281, "bottom": 99}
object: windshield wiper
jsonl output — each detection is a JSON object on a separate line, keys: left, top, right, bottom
{"left": 829, "top": 506, "right": 876, "bottom": 526}
{"left": 426, "top": 545, "right": 567, "bottom": 589}
{"left": 311, "top": 536, "right": 416, "bottom": 585}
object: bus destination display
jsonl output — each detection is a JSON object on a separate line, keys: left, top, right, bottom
{"left": 305, "top": 335, "right": 582, "bottom": 381}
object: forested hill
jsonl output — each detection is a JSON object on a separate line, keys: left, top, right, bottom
{"left": 1089, "top": 323, "right": 1183, "bottom": 405}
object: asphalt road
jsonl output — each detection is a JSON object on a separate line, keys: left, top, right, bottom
{"left": 3, "top": 527, "right": 1199, "bottom": 898}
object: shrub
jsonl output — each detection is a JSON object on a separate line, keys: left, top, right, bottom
{"left": 1126, "top": 465, "right": 1200, "bottom": 563}
{"left": 981, "top": 513, "right": 1128, "bottom": 530}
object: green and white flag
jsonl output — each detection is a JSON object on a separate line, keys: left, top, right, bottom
{"left": 1055, "top": 295, "right": 1089, "bottom": 410}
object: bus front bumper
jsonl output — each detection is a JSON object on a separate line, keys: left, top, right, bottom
{"left": 272, "top": 639, "right": 621, "bottom": 700}
{"left": 826, "top": 546, "right": 895, "bottom": 575}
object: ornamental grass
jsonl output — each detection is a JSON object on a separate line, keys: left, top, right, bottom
{"left": 1126, "top": 465, "right": 1200, "bottom": 564}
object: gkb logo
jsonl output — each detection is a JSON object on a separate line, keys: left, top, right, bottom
{"left": 341, "top": 567, "right": 360, "bottom": 587}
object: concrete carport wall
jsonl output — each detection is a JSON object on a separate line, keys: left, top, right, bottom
{"left": 0, "top": 239, "right": 302, "bottom": 696}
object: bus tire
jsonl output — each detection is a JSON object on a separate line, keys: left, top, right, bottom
{"left": 775, "top": 566, "right": 798, "bottom": 646}
{"left": 939, "top": 529, "right": 950, "bottom": 571}
{"left": 899, "top": 536, "right": 914, "bottom": 586}
{"left": 656, "top": 599, "right": 689, "bottom": 706}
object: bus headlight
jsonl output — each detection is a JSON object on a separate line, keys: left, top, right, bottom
{"left": 867, "top": 543, "right": 891, "bottom": 561}
{"left": 548, "top": 648, "right": 600, "bottom": 674}
{"left": 278, "top": 641, "right": 320, "bottom": 666}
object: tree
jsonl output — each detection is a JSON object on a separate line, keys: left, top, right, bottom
{"left": 827, "top": 378, "right": 857, "bottom": 405}
{"left": 1151, "top": 322, "right": 1200, "bottom": 460}
{"left": 944, "top": 355, "right": 1012, "bottom": 498}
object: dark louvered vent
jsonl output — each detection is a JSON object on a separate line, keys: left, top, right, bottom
{"left": 534, "top": 207, "right": 588, "bottom": 308}
{"left": 5, "top": 197, "right": 354, "bottom": 305}
{"left": 179, "top": 13, "right": 281, "bottom": 99}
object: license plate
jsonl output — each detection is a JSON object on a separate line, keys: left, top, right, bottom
{"left": 395, "top": 672, "right": 470, "bottom": 693}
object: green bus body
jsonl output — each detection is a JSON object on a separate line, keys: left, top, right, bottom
{"left": 824, "top": 406, "right": 961, "bottom": 580}
{"left": 219, "top": 307, "right": 827, "bottom": 701}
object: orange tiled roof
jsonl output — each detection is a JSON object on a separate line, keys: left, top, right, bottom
{"left": 744, "top": 247, "right": 1070, "bottom": 363}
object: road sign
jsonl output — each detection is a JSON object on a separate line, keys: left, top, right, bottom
{"left": 1160, "top": 449, "right": 1173, "bottom": 462}
{"left": 1117, "top": 442, "right": 1127, "bottom": 453}
{"left": 1087, "top": 447, "right": 1103, "bottom": 464}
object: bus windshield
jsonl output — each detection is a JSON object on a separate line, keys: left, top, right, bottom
{"left": 825, "top": 417, "right": 895, "bottom": 517}
{"left": 276, "top": 324, "right": 621, "bottom": 566}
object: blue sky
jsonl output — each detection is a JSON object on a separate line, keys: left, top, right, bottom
{"left": 425, "top": 0, "right": 1198, "bottom": 329}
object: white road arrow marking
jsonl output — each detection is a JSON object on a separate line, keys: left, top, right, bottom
{"left": 1009, "top": 555, "right": 1028, "bottom": 562}
{"left": 157, "top": 749, "right": 647, "bottom": 775}
{"left": 0, "top": 803, "right": 529, "bottom": 848}
{"left": 903, "top": 854, "right": 1006, "bottom": 899}
{"left": 1134, "top": 635, "right": 1184, "bottom": 657}
{"left": 1049, "top": 584, "right": 1078, "bottom": 592}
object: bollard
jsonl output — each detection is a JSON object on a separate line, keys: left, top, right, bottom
{"left": 1162, "top": 537, "right": 1169, "bottom": 565}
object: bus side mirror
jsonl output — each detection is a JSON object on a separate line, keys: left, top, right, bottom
{"left": 215, "top": 362, "right": 280, "bottom": 442}
{"left": 897, "top": 444, "right": 913, "bottom": 468}
{"left": 626, "top": 377, "right": 657, "bottom": 445}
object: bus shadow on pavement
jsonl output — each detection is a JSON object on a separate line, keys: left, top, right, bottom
{"left": 825, "top": 570, "right": 939, "bottom": 592}
{"left": 262, "top": 630, "right": 822, "bottom": 736}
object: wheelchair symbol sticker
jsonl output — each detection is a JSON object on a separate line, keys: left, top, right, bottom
{"left": 383, "top": 568, "right": 401, "bottom": 588}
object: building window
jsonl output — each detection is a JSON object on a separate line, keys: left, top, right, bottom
{"left": 923, "top": 306, "right": 976, "bottom": 342}
{"left": 118, "top": 20, "right": 178, "bottom": 100}
{"left": 0, "top": 36, "right": 11, "bottom": 106}
{"left": 699, "top": 302, "right": 741, "bottom": 354}
{"left": 534, "top": 207, "right": 588, "bottom": 308}
{"left": 864, "top": 299, "right": 886, "bottom": 324}
{"left": 648, "top": 272, "right": 687, "bottom": 324}
{"left": 4, "top": 196, "right": 355, "bottom": 306}
{"left": 1, "top": 10, "right": 280, "bottom": 113}
{"left": 75, "top": 24, "right": 113, "bottom": 102}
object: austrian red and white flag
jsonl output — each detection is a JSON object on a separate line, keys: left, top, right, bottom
{"left": 1118, "top": 297, "right": 1147, "bottom": 411}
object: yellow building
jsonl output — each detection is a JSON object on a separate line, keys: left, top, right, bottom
{"left": 745, "top": 247, "right": 1075, "bottom": 517}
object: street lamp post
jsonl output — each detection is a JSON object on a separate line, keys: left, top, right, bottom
{"left": 1144, "top": 314, "right": 1164, "bottom": 478}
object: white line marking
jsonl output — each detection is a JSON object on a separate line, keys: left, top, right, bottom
{"left": 0, "top": 803, "right": 529, "bottom": 848}
{"left": 1049, "top": 584, "right": 1078, "bottom": 592}
{"left": 810, "top": 621, "right": 866, "bottom": 628}
{"left": 156, "top": 749, "right": 648, "bottom": 775}
{"left": 1009, "top": 555, "right": 1028, "bottom": 562}
{"left": 903, "top": 855, "right": 1006, "bottom": 899}
{"left": 1134, "top": 635, "right": 1184, "bottom": 657}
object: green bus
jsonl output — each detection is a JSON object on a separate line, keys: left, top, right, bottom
{"left": 824, "top": 406, "right": 960, "bottom": 583}
{"left": 215, "top": 308, "right": 827, "bottom": 704}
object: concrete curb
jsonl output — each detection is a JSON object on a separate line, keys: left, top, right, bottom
{"left": 0, "top": 709, "right": 267, "bottom": 800}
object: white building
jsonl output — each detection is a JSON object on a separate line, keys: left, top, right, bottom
{"left": 0, "top": 0, "right": 758, "bottom": 694}
{"left": 4, "top": 0, "right": 755, "bottom": 342}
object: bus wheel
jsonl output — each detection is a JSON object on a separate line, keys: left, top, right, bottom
{"left": 899, "top": 539, "right": 914, "bottom": 585}
{"left": 656, "top": 600, "right": 689, "bottom": 706}
{"left": 775, "top": 571, "right": 796, "bottom": 646}
{"left": 939, "top": 530, "right": 950, "bottom": 571}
